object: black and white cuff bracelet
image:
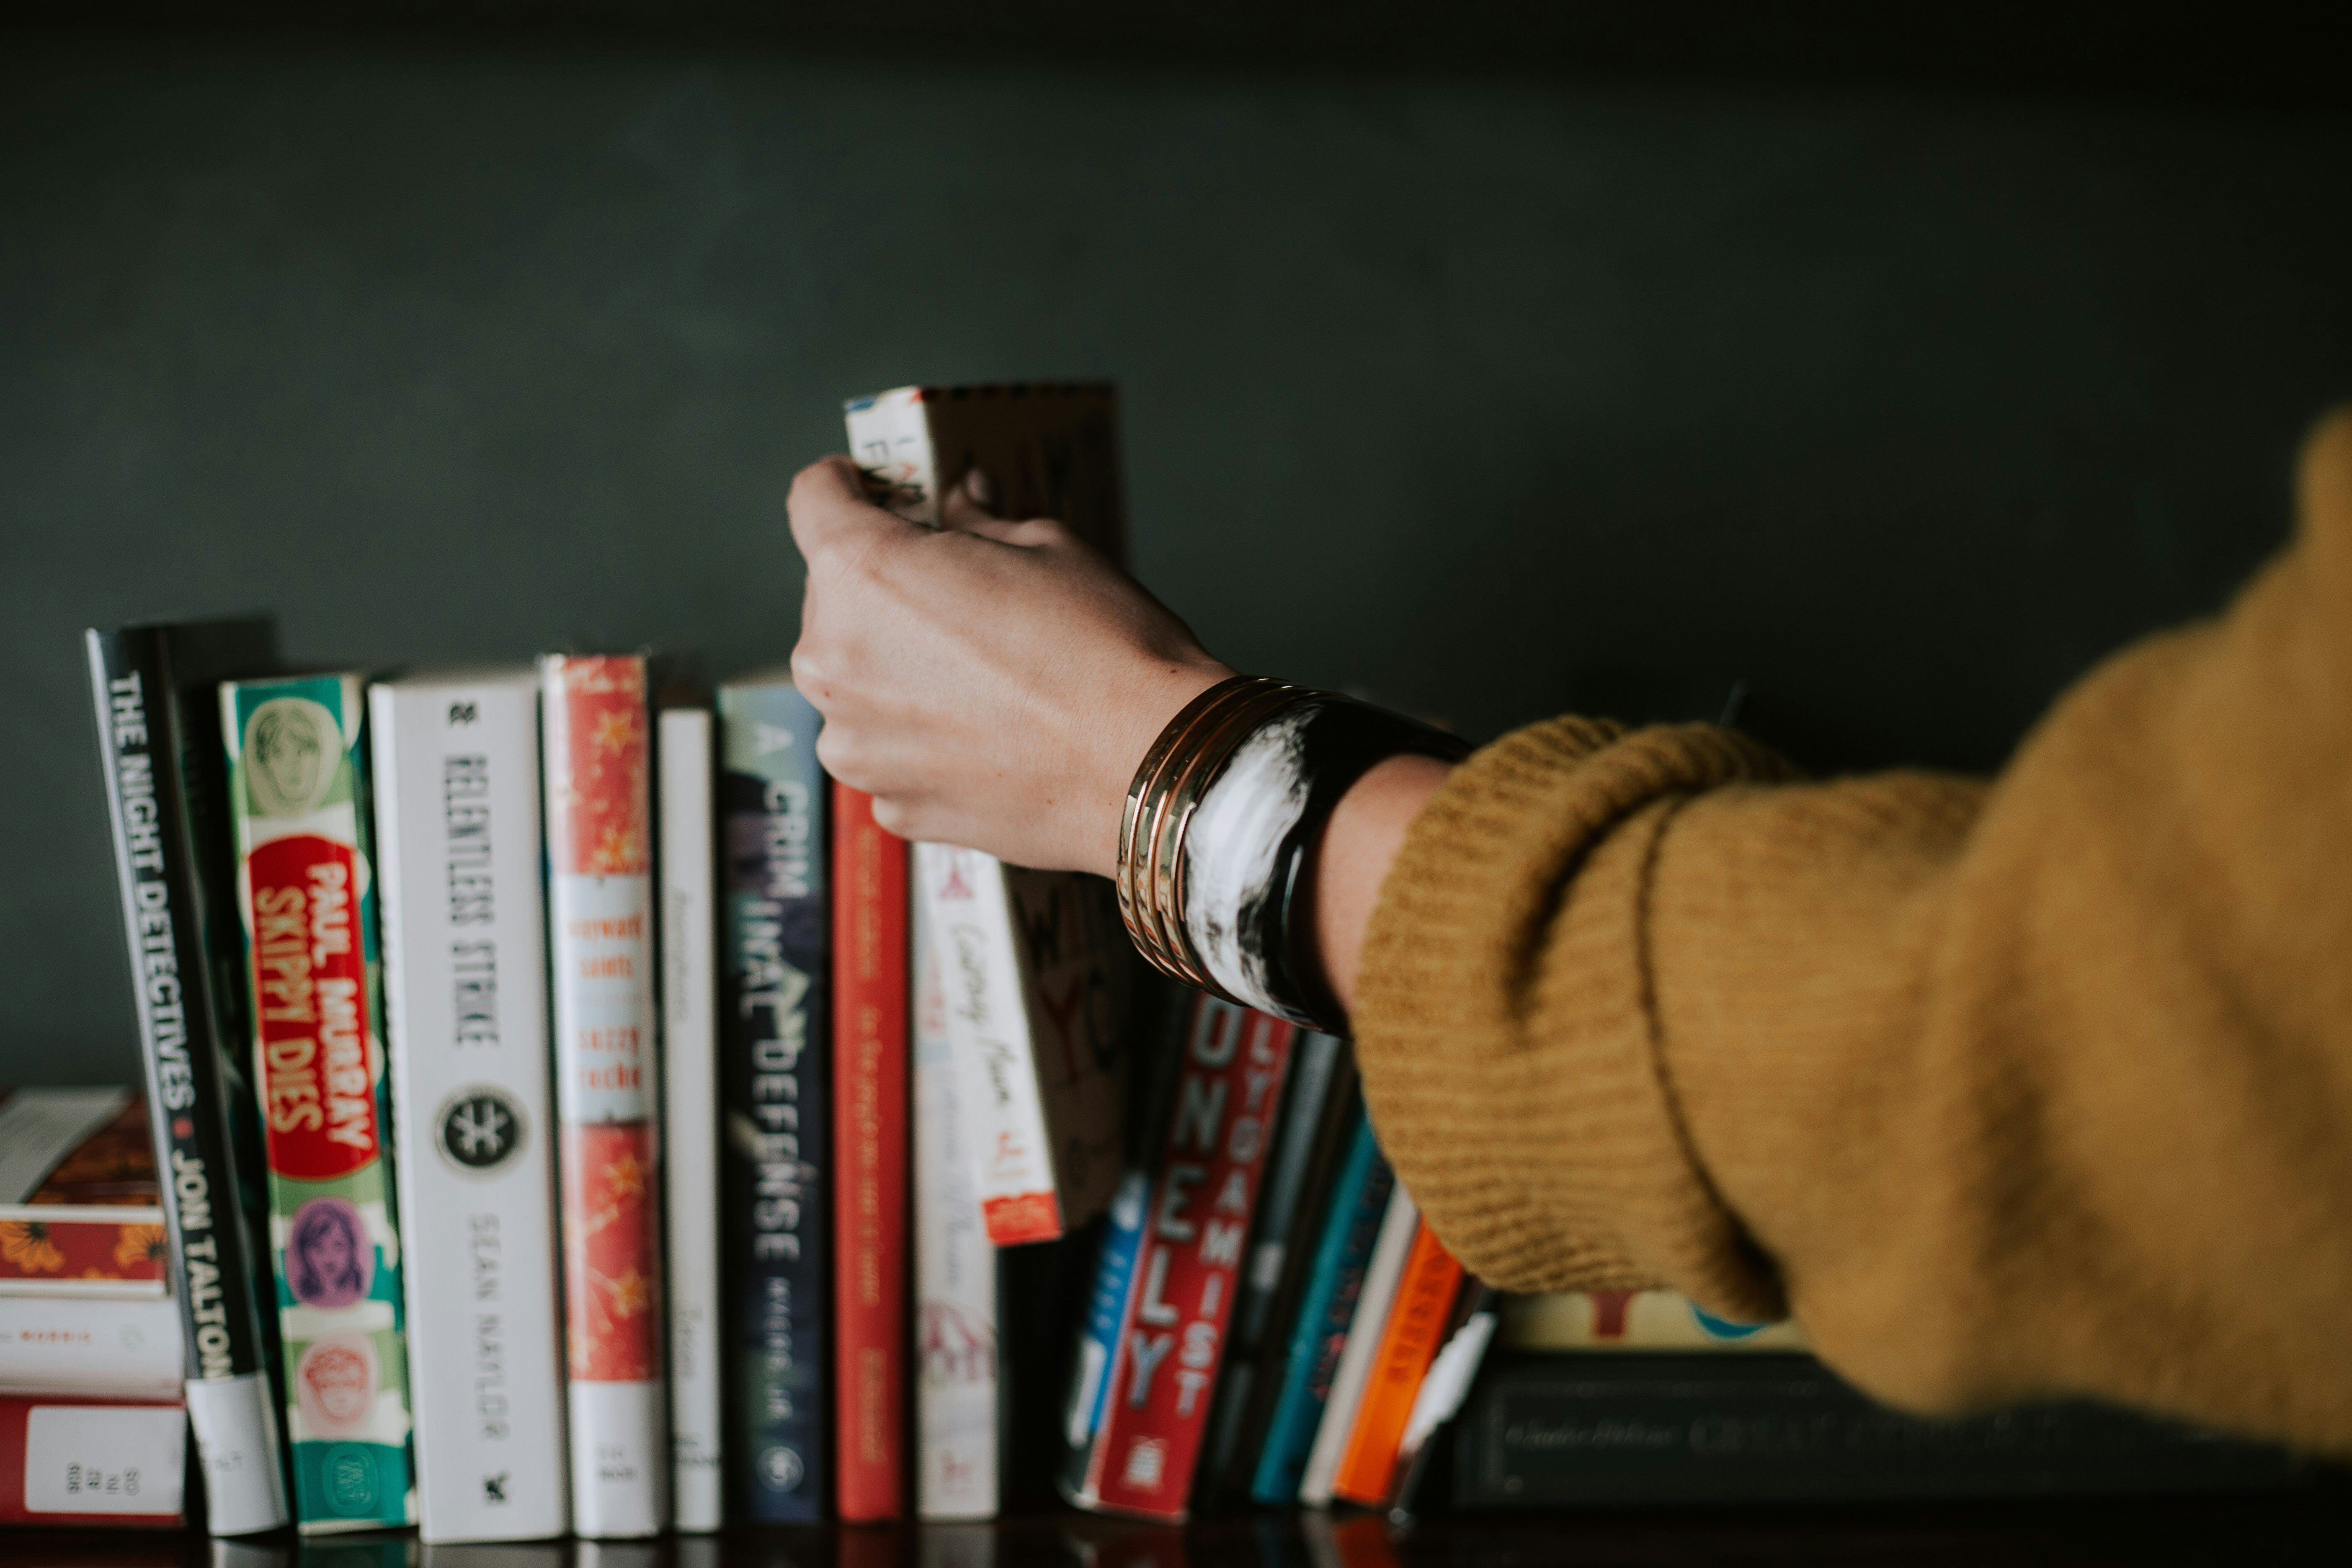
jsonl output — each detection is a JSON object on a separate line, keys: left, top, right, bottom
{"left": 1116, "top": 675, "right": 1470, "bottom": 1032}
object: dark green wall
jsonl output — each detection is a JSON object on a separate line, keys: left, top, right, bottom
{"left": 5, "top": 39, "right": 2349, "bottom": 1086}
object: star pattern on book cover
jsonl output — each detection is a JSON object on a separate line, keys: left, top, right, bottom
{"left": 564, "top": 1122, "right": 660, "bottom": 1382}
{"left": 549, "top": 658, "right": 650, "bottom": 877}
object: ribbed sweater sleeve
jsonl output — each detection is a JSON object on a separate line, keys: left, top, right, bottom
{"left": 1352, "top": 410, "right": 2352, "bottom": 1455}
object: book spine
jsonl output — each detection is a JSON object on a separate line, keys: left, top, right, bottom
{"left": 658, "top": 706, "right": 724, "bottom": 1532}
{"left": 1250, "top": 1113, "right": 1391, "bottom": 1506}
{"left": 0, "top": 1395, "right": 188, "bottom": 1527}
{"left": 83, "top": 628, "right": 289, "bottom": 1534}
{"left": 1331, "top": 1222, "right": 1463, "bottom": 1505}
{"left": 1199, "top": 1030, "right": 1347, "bottom": 1494}
{"left": 542, "top": 655, "right": 667, "bottom": 1538}
{"left": 1081, "top": 1000, "right": 1297, "bottom": 1522}
{"left": 222, "top": 672, "right": 416, "bottom": 1532}
{"left": 374, "top": 676, "right": 570, "bottom": 1542}
{"left": 912, "top": 898, "right": 998, "bottom": 1520}
{"left": 1299, "top": 1185, "right": 1419, "bottom": 1506}
{"left": 1496, "top": 1288, "right": 1808, "bottom": 1351}
{"left": 1385, "top": 1284, "right": 1497, "bottom": 1524}
{"left": 833, "top": 782, "right": 908, "bottom": 1521}
{"left": 916, "top": 845, "right": 1063, "bottom": 1244}
{"left": 716, "top": 679, "right": 829, "bottom": 1522}
{"left": 0, "top": 1295, "right": 183, "bottom": 1393}
{"left": 1060, "top": 1169, "right": 1150, "bottom": 1472}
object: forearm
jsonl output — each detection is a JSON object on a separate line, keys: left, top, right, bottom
{"left": 1310, "top": 753, "right": 1456, "bottom": 1014}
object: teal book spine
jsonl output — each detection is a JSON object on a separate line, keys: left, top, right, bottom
{"left": 222, "top": 672, "right": 416, "bottom": 1532}
{"left": 1250, "top": 1111, "right": 1392, "bottom": 1506}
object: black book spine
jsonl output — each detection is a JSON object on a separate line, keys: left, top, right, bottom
{"left": 84, "top": 627, "right": 288, "bottom": 1533}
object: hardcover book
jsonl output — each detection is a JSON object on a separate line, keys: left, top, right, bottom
{"left": 372, "top": 668, "right": 570, "bottom": 1542}
{"left": 84, "top": 619, "right": 291, "bottom": 1535}
{"left": 1497, "top": 1289, "right": 1808, "bottom": 1353}
{"left": 0, "top": 1088, "right": 168, "bottom": 1297}
{"left": 848, "top": 384, "right": 1132, "bottom": 1247}
{"left": 0, "top": 1395, "right": 188, "bottom": 1527}
{"left": 833, "top": 782, "right": 908, "bottom": 1522}
{"left": 1069, "top": 998, "right": 1297, "bottom": 1522}
{"left": 657, "top": 701, "right": 725, "bottom": 1532}
{"left": 914, "top": 846, "right": 1126, "bottom": 1246}
{"left": 715, "top": 672, "right": 829, "bottom": 1523}
{"left": 222, "top": 671, "right": 417, "bottom": 1532}
{"left": 541, "top": 654, "right": 668, "bottom": 1537}
{"left": 912, "top": 900, "right": 998, "bottom": 1520}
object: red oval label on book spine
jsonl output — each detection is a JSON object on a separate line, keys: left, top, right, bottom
{"left": 248, "top": 833, "right": 378, "bottom": 1182}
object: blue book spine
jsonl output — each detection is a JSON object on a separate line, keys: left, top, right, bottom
{"left": 717, "top": 680, "right": 830, "bottom": 1522}
{"left": 1249, "top": 1111, "right": 1394, "bottom": 1506}
{"left": 1065, "top": 1168, "right": 1152, "bottom": 1457}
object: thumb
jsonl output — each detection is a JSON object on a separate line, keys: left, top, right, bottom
{"left": 789, "top": 454, "right": 917, "bottom": 560}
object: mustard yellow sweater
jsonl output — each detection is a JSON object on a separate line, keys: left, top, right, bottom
{"left": 1354, "top": 410, "right": 2352, "bottom": 1455}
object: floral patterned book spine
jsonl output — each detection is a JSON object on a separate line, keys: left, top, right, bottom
{"left": 541, "top": 654, "right": 667, "bottom": 1538}
{"left": 222, "top": 671, "right": 417, "bottom": 1534}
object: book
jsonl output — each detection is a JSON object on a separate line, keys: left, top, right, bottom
{"left": 371, "top": 668, "right": 570, "bottom": 1542}
{"left": 1330, "top": 1221, "right": 1464, "bottom": 1506}
{"left": 912, "top": 897, "right": 998, "bottom": 1520}
{"left": 1298, "top": 1185, "right": 1419, "bottom": 1507}
{"left": 849, "top": 384, "right": 1132, "bottom": 1248}
{"left": 1068, "top": 998, "right": 1298, "bottom": 1522}
{"left": 1451, "top": 1352, "right": 2302, "bottom": 1505}
{"left": 221, "top": 670, "right": 418, "bottom": 1532}
{"left": 541, "top": 654, "right": 668, "bottom": 1537}
{"left": 1197, "top": 1032, "right": 1351, "bottom": 1499}
{"left": 715, "top": 672, "right": 828, "bottom": 1523}
{"left": 0, "top": 1295, "right": 182, "bottom": 1395}
{"left": 0, "top": 1394, "right": 188, "bottom": 1527}
{"left": 1249, "top": 1106, "right": 1393, "bottom": 1507}
{"left": 833, "top": 781, "right": 908, "bottom": 1522}
{"left": 0, "top": 1087, "right": 168, "bottom": 1297}
{"left": 1497, "top": 1289, "right": 1808, "bottom": 1352}
{"left": 657, "top": 701, "right": 724, "bottom": 1533}
{"left": 914, "top": 844, "right": 1126, "bottom": 1246}
{"left": 84, "top": 618, "right": 291, "bottom": 1534}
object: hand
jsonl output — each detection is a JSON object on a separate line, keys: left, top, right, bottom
{"left": 787, "top": 455, "right": 1234, "bottom": 876}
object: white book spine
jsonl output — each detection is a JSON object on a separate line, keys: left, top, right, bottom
{"left": 0, "top": 1295, "right": 182, "bottom": 1395}
{"left": 916, "top": 843, "right": 1064, "bottom": 1244}
{"left": 657, "top": 707, "right": 723, "bottom": 1532}
{"left": 912, "top": 897, "right": 999, "bottom": 1520}
{"left": 373, "top": 674, "right": 571, "bottom": 1543}
{"left": 1297, "top": 1188, "right": 1420, "bottom": 1506}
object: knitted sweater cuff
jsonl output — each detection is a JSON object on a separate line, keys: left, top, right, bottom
{"left": 1351, "top": 715, "right": 1791, "bottom": 1320}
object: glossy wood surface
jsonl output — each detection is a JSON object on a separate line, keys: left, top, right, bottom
{"left": 10, "top": 1485, "right": 2350, "bottom": 1568}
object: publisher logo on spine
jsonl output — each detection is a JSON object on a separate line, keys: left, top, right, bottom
{"left": 436, "top": 1086, "right": 526, "bottom": 1175}
{"left": 757, "top": 1446, "right": 805, "bottom": 1493}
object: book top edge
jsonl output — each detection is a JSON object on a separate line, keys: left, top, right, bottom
{"left": 843, "top": 381, "right": 1115, "bottom": 412}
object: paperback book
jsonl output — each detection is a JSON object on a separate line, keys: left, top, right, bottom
{"left": 542, "top": 654, "right": 667, "bottom": 1537}
{"left": 222, "top": 671, "right": 417, "bottom": 1532}
{"left": 84, "top": 618, "right": 291, "bottom": 1535}
{"left": 372, "top": 668, "right": 570, "bottom": 1542}
{"left": 0, "top": 1087, "right": 168, "bottom": 1297}
{"left": 0, "top": 1395, "right": 188, "bottom": 1528}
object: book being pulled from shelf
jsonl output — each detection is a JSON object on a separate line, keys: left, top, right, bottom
{"left": 848, "top": 383, "right": 1132, "bottom": 1248}
{"left": 373, "top": 668, "right": 571, "bottom": 1543}
{"left": 222, "top": 670, "right": 418, "bottom": 1533}
{"left": 0, "top": 1087, "right": 169, "bottom": 1298}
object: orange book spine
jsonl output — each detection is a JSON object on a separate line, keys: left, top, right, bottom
{"left": 1331, "top": 1221, "right": 1464, "bottom": 1506}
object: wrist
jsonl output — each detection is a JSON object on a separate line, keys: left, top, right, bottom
{"left": 1084, "top": 656, "right": 1235, "bottom": 878}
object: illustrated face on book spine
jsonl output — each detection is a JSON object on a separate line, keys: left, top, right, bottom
{"left": 288, "top": 1197, "right": 372, "bottom": 1308}
{"left": 297, "top": 1331, "right": 380, "bottom": 1434}
{"left": 245, "top": 696, "right": 343, "bottom": 817}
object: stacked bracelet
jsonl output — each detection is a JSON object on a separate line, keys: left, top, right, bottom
{"left": 1117, "top": 675, "right": 1470, "bottom": 1031}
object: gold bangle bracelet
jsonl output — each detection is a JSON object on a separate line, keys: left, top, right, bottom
{"left": 1117, "top": 676, "right": 1276, "bottom": 970}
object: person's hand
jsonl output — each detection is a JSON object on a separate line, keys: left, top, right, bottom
{"left": 787, "top": 455, "right": 1234, "bottom": 876}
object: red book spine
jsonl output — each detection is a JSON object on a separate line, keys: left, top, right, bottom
{"left": 1086, "top": 1000, "right": 1296, "bottom": 1521}
{"left": 0, "top": 1395, "right": 186, "bottom": 1527}
{"left": 833, "top": 783, "right": 909, "bottom": 1521}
